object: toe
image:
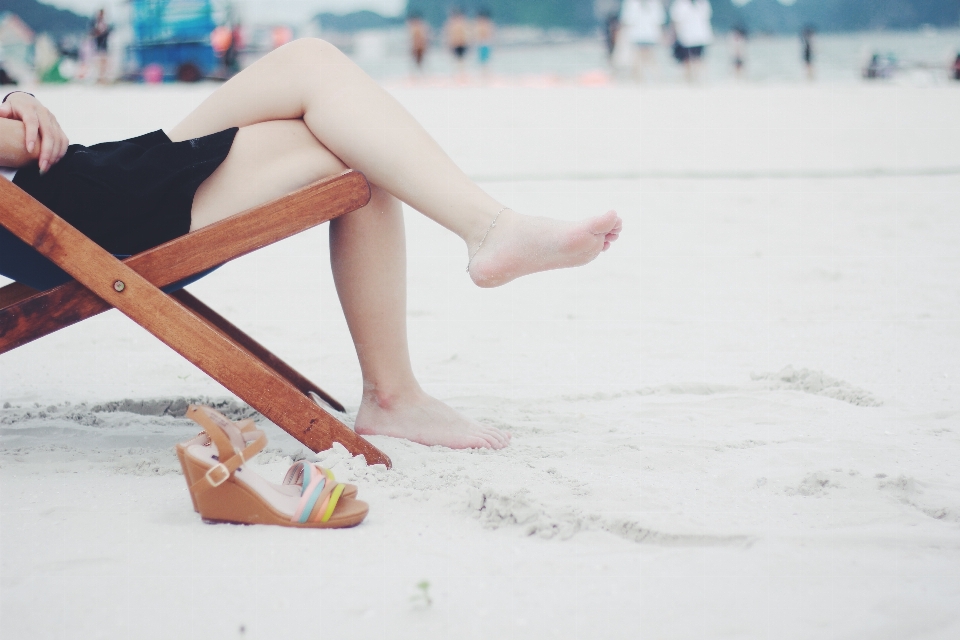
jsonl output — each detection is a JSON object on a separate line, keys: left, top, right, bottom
{"left": 483, "top": 427, "right": 510, "bottom": 447}
{"left": 588, "top": 210, "right": 620, "bottom": 235}
{"left": 481, "top": 431, "right": 505, "bottom": 449}
{"left": 469, "top": 436, "right": 493, "bottom": 449}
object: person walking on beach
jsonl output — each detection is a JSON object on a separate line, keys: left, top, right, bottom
{"left": 730, "top": 25, "right": 747, "bottom": 80}
{"left": 407, "top": 11, "right": 430, "bottom": 74}
{"left": 476, "top": 8, "right": 494, "bottom": 79}
{"left": 604, "top": 12, "right": 620, "bottom": 66}
{"left": 445, "top": 8, "right": 470, "bottom": 79}
{"left": 801, "top": 25, "right": 815, "bottom": 81}
{"left": 669, "top": 0, "right": 712, "bottom": 82}
{"left": 620, "top": 0, "right": 666, "bottom": 82}
{"left": 89, "top": 8, "right": 112, "bottom": 83}
{"left": 0, "top": 40, "right": 622, "bottom": 451}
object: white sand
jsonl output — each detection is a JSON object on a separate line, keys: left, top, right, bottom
{"left": 2, "top": 82, "right": 960, "bottom": 639}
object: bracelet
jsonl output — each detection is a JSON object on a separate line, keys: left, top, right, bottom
{"left": 2, "top": 91, "right": 35, "bottom": 103}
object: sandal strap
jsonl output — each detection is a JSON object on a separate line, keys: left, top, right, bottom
{"left": 282, "top": 461, "right": 336, "bottom": 488}
{"left": 289, "top": 462, "right": 347, "bottom": 524}
{"left": 234, "top": 418, "right": 257, "bottom": 433}
{"left": 186, "top": 405, "right": 267, "bottom": 497}
{"left": 316, "top": 484, "right": 346, "bottom": 523}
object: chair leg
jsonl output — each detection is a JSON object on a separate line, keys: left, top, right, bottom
{"left": 0, "top": 280, "right": 111, "bottom": 354}
{"left": 171, "top": 289, "right": 346, "bottom": 412}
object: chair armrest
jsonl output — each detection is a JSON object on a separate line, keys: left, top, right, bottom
{"left": 127, "top": 169, "right": 371, "bottom": 288}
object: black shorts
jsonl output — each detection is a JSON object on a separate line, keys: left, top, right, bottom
{"left": 453, "top": 45, "right": 467, "bottom": 59}
{"left": 2, "top": 128, "right": 236, "bottom": 289}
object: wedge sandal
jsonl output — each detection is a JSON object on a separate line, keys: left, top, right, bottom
{"left": 175, "top": 414, "right": 359, "bottom": 513}
{"left": 175, "top": 405, "right": 368, "bottom": 528}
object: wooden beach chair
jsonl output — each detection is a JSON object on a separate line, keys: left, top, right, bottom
{"left": 0, "top": 170, "right": 392, "bottom": 468}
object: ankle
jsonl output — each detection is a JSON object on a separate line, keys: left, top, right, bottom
{"left": 360, "top": 382, "right": 423, "bottom": 411}
{"left": 465, "top": 207, "right": 510, "bottom": 265}
{"left": 459, "top": 205, "right": 503, "bottom": 249}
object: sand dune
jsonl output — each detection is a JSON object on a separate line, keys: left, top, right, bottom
{"left": 2, "top": 82, "right": 959, "bottom": 638}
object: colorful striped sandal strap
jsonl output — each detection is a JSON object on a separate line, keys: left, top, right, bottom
{"left": 282, "top": 460, "right": 336, "bottom": 487}
{"left": 290, "top": 462, "right": 348, "bottom": 524}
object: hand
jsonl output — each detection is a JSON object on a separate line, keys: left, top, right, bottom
{"left": 0, "top": 92, "right": 69, "bottom": 174}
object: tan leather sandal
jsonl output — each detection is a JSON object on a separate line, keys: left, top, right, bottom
{"left": 175, "top": 405, "right": 368, "bottom": 528}
{"left": 175, "top": 414, "right": 359, "bottom": 513}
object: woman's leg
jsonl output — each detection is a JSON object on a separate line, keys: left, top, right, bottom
{"left": 171, "top": 38, "right": 621, "bottom": 287}
{"left": 191, "top": 119, "right": 509, "bottom": 448}
{"left": 329, "top": 186, "right": 509, "bottom": 448}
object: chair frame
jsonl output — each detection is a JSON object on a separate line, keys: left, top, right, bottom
{"left": 0, "top": 170, "right": 392, "bottom": 468}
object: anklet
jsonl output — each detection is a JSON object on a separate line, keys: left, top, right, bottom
{"left": 466, "top": 207, "right": 508, "bottom": 273}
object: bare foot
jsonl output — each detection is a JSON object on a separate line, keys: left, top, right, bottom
{"left": 354, "top": 390, "right": 511, "bottom": 450}
{"left": 468, "top": 209, "right": 622, "bottom": 288}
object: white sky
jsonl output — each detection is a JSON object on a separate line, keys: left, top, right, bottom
{"left": 44, "top": 1, "right": 407, "bottom": 24}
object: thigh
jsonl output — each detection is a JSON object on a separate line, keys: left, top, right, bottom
{"left": 189, "top": 119, "right": 346, "bottom": 231}
{"left": 168, "top": 39, "right": 344, "bottom": 143}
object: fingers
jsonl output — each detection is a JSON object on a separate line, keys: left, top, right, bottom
{"left": 21, "top": 110, "right": 39, "bottom": 156}
{"left": 38, "top": 113, "right": 56, "bottom": 173}
{"left": 2, "top": 94, "right": 69, "bottom": 171}
{"left": 34, "top": 111, "right": 69, "bottom": 173}
{"left": 42, "top": 114, "right": 68, "bottom": 171}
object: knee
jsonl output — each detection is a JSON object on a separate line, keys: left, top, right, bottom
{"left": 286, "top": 37, "right": 348, "bottom": 63}
{"left": 368, "top": 185, "right": 401, "bottom": 215}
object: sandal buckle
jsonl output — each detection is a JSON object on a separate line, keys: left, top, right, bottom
{"left": 205, "top": 463, "right": 230, "bottom": 487}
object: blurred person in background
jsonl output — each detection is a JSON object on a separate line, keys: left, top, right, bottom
{"left": 670, "top": 0, "right": 712, "bottom": 82}
{"left": 801, "top": 25, "right": 815, "bottom": 81}
{"left": 951, "top": 52, "right": 959, "bottom": 81}
{"left": 476, "top": 8, "right": 494, "bottom": 79}
{"left": 89, "top": 8, "right": 112, "bottom": 83}
{"left": 223, "top": 22, "right": 244, "bottom": 75}
{"left": 445, "top": 8, "right": 469, "bottom": 78}
{"left": 604, "top": 12, "right": 620, "bottom": 66}
{"left": 271, "top": 26, "right": 292, "bottom": 51}
{"left": 211, "top": 25, "right": 233, "bottom": 73}
{"left": 407, "top": 11, "right": 430, "bottom": 74}
{"left": 619, "top": 0, "right": 666, "bottom": 82}
{"left": 730, "top": 25, "right": 747, "bottom": 79}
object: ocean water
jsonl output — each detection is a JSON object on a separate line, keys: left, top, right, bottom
{"left": 352, "top": 28, "right": 960, "bottom": 84}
